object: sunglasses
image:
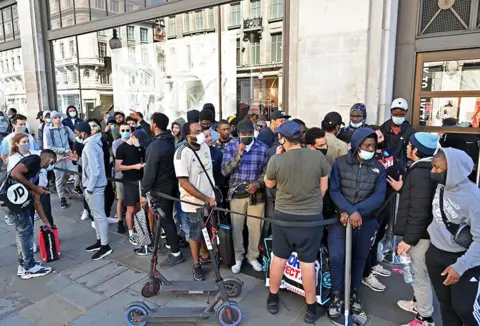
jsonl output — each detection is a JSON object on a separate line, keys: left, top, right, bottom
{"left": 120, "top": 129, "right": 130, "bottom": 132}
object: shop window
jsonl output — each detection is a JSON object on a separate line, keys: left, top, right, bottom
{"left": 419, "top": 0, "right": 475, "bottom": 35}
{"left": 208, "top": 8, "right": 215, "bottom": 29}
{"left": 413, "top": 50, "right": 480, "bottom": 131}
{"left": 271, "top": 0, "right": 283, "bottom": 19}
{"left": 250, "top": 0, "right": 261, "bottom": 18}
{"left": 184, "top": 13, "right": 191, "bottom": 33}
{"left": 271, "top": 33, "right": 282, "bottom": 63}
{"left": 230, "top": 3, "right": 241, "bottom": 26}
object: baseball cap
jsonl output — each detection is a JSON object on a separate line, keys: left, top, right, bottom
{"left": 236, "top": 119, "right": 254, "bottom": 133}
{"left": 75, "top": 121, "right": 91, "bottom": 134}
{"left": 107, "top": 116, "right": 116, "bottom": 124}
{"left": 323, "top": 112, "right": 345, "bottom": 127}
{"left": 36, "top": 111, "right": 44, "bottom": 120}
{"left": 271, "top": 110, "right": 291, "bottom": 120}
{"left": 391, "top": 98, "right": 408, "bottom": 111}
{"left": 133, "top": 129, "right": 148, "bottom": 147}
{"left": 275, "top": 120, "right": 301, "bottom": 139}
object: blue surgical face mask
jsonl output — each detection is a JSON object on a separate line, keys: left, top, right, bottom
{"left": 133, "top": 141, "right": 140, "bottom": 148}
{"left": 392, "top": 116, "right": 405, "bottom": 125}
{"left": 350, "top": 121, "right": 363, "bottom": 128}
{"left": 46, "top": 163, "right": 55, "bottom": 171}
{"left": 109, "top": 125, "right": 115, "bottom": 132}
{"left": 69, "top": 111, "right": 77, "bottom": 118}
{"left": 46, "top": 118, "right": 52, "bottom": 124}
{"left": 121, "top": 131, "right": 131, "bottom": 139}
{"left": 358, "top": 149, "right": 374, "bottom": 161}
{"left": 75, "top": 136, "right": 84, "bottom": 144}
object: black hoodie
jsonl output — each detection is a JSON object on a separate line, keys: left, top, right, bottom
{"left": 141, "top": 130, "right": 178, "bottom": 197}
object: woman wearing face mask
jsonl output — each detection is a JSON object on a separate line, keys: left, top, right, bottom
{"left": 337, "top": 103, "right": 368, "bottom": 144}
{"left": 62, "top": 105, "right": 83, "bottom": 132}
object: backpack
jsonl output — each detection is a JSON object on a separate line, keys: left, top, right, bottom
{"left": 0, "top": 158, "right": 36, "bottom": 213}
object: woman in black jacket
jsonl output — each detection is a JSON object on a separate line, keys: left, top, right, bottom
{"left": 388, "top": 132, "right": 439, "bottom": 326}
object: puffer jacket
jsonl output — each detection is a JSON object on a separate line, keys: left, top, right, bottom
{"left": 329, "top": 128, "right": 387, "bottom": 220}
{"left": 394, "top": 157, "right": 437, "bottom": 246}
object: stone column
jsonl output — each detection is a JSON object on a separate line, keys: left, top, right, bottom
{"left": 16, "top": 0, "right": 49, "bottom": 136}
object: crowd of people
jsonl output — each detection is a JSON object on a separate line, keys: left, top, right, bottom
{"left": 1, "top": 99, "right": 479, "bottom": 326}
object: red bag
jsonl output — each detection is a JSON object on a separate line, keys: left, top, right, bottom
{"left": 39, "top": 226, "right": 60, "bottom": 262}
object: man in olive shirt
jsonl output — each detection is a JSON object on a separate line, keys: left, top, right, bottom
{"left": 264, "top": 121, "right": 330, "bottom": 324}
{"left": 321, "top": 112, "right": 348, "bottom": 166}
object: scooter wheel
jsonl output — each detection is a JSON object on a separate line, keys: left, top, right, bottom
{"left": 141, "top": 281, "right": 160, "bottom": 298}
{"left": 224, "top": 280, "right": 242, "bottom": 298}
{"left": 217, "top": 304, "right": 242, "bottom": 326}
{"left": 125, "top": 305, "right": 148, "bottom": 326}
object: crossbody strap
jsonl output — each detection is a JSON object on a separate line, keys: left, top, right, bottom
{"left": 439, "top": 187, "right": 459, "bottom": 236}
{"left": 187, "top": 145, "right": 216, "bottom": 193}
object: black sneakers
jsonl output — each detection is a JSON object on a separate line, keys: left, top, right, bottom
{"left": 160, "top": 252, "right": 185, "bottom": 268}
{"left": 85, "top": 240, "right": 101, "bottom": 252}
{"left": 193, "top": 263, "right": 205, "bottom": 281}
{"left": 117, "top": 222, "right": 126, "bottom": 234}
{"left": 304, "top": 303, "right": 325, "bottom": 324}
{"left": 267, "top": 293, "right": 279, "bottom": 315}
{"left": 92, "top": 244, "right": 113, "bottom": 260}
{"left": 60, "top": 197, "right": 68, "bottom": 209}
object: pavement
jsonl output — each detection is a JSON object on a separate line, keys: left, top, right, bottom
{"left": 0, "top": 194, "right": 443, "bottom": 326}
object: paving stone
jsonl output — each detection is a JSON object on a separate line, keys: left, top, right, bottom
{"left": 8, "top": 273, "right": 72, "bottom": 302}
{"left": 0, "top": 230, "right": 16, "bottom": 250}
{"left": 57, "top": 283, "right": 106, "bottom": 311}
{"left": 92, "top": 269, "right": 146, "bottom": 298}
{"left": 0, "top": 314, "right": 34, "bottom": 326}
{"left": 76, "top": 262, "right": 127, "bottom": 288}
{"left": 0, "top": 288, "right": 33, "bottom": 320}
{"left": 19, "top": 294, "right": 83, "bottom": 326}
{"left": 61, "top": 259, "right": 110, "bottom": 280}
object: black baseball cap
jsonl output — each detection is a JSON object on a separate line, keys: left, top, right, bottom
{"left": 236, "top": 120, "right": 255, "bottom": 133}
{"left": 323, "top": 112, "right": 345, "bottom": 127}
{"left": 271, "top": 110, "right": 291, "bottom": 120}
{"left": 133, "top": 129, "right": 148, "bottom": 147}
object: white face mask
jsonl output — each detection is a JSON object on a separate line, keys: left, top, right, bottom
{"left": 350, "top": 121, "right": 363, "bottom": 128}
{"left": 69, "top": 111, "right": 76, "bottom": 118}
{"left": 194, "top": 132, "right": 206, "bottom": 145}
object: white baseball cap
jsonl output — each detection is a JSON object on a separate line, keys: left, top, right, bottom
{"left": 391, "top": 98, "right": 408, "bottom": 111}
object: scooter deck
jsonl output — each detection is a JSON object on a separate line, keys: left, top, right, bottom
{"left": 146, "top": 307, "right": 214, "bottom": 322}
{"left": 161, "top": 280, "right": 218, "bottom": 293}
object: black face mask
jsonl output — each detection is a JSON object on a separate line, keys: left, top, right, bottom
{"left": 240, "top": 136, "right": 254, "bottom": 146}
{"left": 129, "top": 125, "right": 136, "bottom": 132}
{"left": 430, "top": 171, "right": 446, "bottom": 185}
{"left": 201, "top": 124, "right": 211, "bottom": 131}
{"left": 377, "top": 142, "right": 385, "bottom": 150}
{"left": 317, "top": 148, "right": 328, "bottom": 156}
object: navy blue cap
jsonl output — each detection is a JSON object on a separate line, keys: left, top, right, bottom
{"left": 107, "top": 116, "right": 116, "bottom": 123}
{"left": 75, "top": 121, "right": 91, "bottom": 134}
{"left": 275, "top": 120, "right": 301, "bottom": 139}
{"left": 133, "top": 129, "right": 147, "bottom": 147}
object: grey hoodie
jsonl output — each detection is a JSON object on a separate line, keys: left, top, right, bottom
{"left": 428, "top": 147, "right": 480, "bottom": 276}
{"left": 82, "top": 133, "right": 107, "bottom": 192}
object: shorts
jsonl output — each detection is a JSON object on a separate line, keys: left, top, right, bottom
{"left": 115, "top": 182, "right": 124, "bottom": 200}
{"left": 185, "top": 211, "right": 204, "bottom": 243}
{"left": 123, "top": 181, "right": 140, "bottom": 207}
{"left": 271, "top": 210, "right": 324, "bottom": 263}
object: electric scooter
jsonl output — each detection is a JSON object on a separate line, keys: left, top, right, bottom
{"left": 124, "top": 192, "right": 244, "bottom": 326}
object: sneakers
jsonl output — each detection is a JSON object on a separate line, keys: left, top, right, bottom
{"left": 267, "top": 293, "right": 279, "bottom": 315}
{"left": 34, "top": 214, "right": 40, "bottom": 221}
{"left": 351, "top": 290, "right": 364, "bottom": 314}
{"left": 397, "top": 299, "right": 418, "bottom": 314}
{"left": 81, "top": 210, "right": 90, "bottom": 221}
{"left": 199, "top": 255, "right": 212, "bottom": 265}
{"left": 91, "top": 244, "right": 113, "bottom": 260}
{"left": 107, "top": 217, "right": 118, "bottom": 224}
{"left": 401, "top": 315, "right": 435, "bottom": 326}
{"left": 129, "top": 235, "right": 138, "bottom": 246}
{"left": 193, "top": 263, "right": 205, "bottom": 281}
{"left": 85, "top": 240, "right": 101, "bottom": 252}
{"left": 362, "top": 274, "right": 386, "bottom": 292}
{"left": 91, "top": 221, "right": 96, "bottom": 229}
{"left": 328, "top": 291, "right": 343, "bottom": 319}
{"left": 134, "top": 245, "right": 153, "bottom": 256}
{"left": 160, "top": 252, "right": 186, "bottom": 268}
{"left": 4, "top": 215, "right": 14, "bottom": 226}
{"left": 304, "top": 304, "right": 325, "bottom": 324}
{"left": 117, "top": 222, "right": 126, "bottom": 234}
{"left": 231, "top": 260, "right": 242, "bottom": 274}
{"left": 248, "top": 259, "right": 263, "bottom": 272}
{"left": 17, "top": 265, "right": 25, "bottom": 276}
{"left": 21, "top": 263, "right": 52, "bottom": 280}
{"left": 73, "top": 186, "right": 83, "bottom": 196}
{"left": 60, "top": 197, "right": 68, "bottom": 209}
{"left": 372, "top": 264, "right": 391, "bottom": 277}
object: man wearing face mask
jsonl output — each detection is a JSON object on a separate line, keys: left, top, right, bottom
{"left": 328, "top": 128, "right": 386, "bottom": 323}
{"left": 380, "top": 98, "right": 416, "bottom": 173}
{"left": 38, "top": 111, "right": 51, "bottom": 150}
{"left": 321, "top": 112, "right": 348, "bottom": 166}
{"left": 199, "top": 109, "right": 220, "bottom": 143}
{"left": 62, "top": 105, "right": 83, "bottom": 132}
{"left": 6, "top": 108, "right": 17, "bottom": 133}
{"left": 0, "top": 111, "right": 11, "bottom": 145}
{"left": 222, "top": 120, "right": 269, "bottom": 274}
{"left": 338, "top": 103, "right": 368, "bottom": 144}
{"left": 1, "top": 114, "right": 39, "bottom": 166}
{"left": 257, "top": 109, "right": 290, "bottom": 148}
{"left": 104, "top": 116, "right": 119, "bottom": 146}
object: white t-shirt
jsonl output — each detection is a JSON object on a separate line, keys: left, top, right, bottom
{"left": 174, "top": 143, "right": 215, "bottom": 213}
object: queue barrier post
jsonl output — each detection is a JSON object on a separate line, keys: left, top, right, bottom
{"left": 344, "top": 220, "right": 352, "bottom": 326}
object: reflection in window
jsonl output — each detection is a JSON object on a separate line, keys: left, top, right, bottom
{"left": 60, "top": 43, "right": 65, "bottom": 59}
{"left": 70, "top": 40, "right": 76, "bottom": 56}
{"left": 422, "top": 60, "right": 480, "bottom": 91}
{"left": 98, "top": 42, "right": 107, "bottom": 58}
{"left": 419, "top": 97, "right": 480, "bottom": 127}
{"left": 250, "top": 41, "right": 260, "bottom": 65}
{"left": 250, "top": 0, "right": 261, "bottom": 18}
{"left": 128, "top": 26, "right": 135, "bottom": 40}
{"left": 168, "top": 16, "right": 177, "bottom": 37}
{"left": 91, "top": 0, "right": 107, "bottom": 21}
{"left": 236, "top": 39, "right": 241, "bottom": 66}
{"left": 108, "top": 0, "right": 124, "bottom": 14}
{"left": 271, "top": 0, "right": 283, "bottom": 19}
{"left": 187, "top": 80, "right": 205, "bottom": 109}
{"left": 140, "top": 28, "right": 148, "bottom": 42}
{"left": 208, "top": 8, "right": 215, "bottom": 29}
{"left": 0, "top": 13, "right": 4, "bottom": 42}
{"left": 72, "top": 70, "right": 78, "bottom": 84}
{"left": 98, "top": 30, "right": 106, "bottom": 36}
{"left": 0, "top": 48, "right": 25, "bottom": 112}
{"left": 271, "top": 33, "right": 282, "bottom": 63}
{"left": 126, "top": 0, "right": 145, "bottom": 12}
{"left": 3, "top": 8, "right": 13, "bottom": 41}
{"left": 128, "top": 46, "right": 135, "bottom": 61}
{"left": 194, "top": 11, "right": 204, "bottom": 31}
{"left": 230, "top": 3, "right": 241, "bottom": 26}
{"left": 184, "top": 14, "right": 191, "bottom": 33}
{"left": 12, "top": 5, "right": 19, "bottom": 39}
{"left": 75, "top": 0, "right": 90, "bottom": 24}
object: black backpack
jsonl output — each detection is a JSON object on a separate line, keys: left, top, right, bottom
{"left": 0, "top": 158, "right": 36, "bottom": 213}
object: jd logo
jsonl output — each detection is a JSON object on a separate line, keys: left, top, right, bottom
{"left": 6, "top": 184, "right": 29, "bottom": 205}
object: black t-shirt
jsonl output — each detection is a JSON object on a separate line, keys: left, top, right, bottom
{"left": 115, "top": 142, "right": 145, "bottom": 181}
{"left": 12, "top": 155, "right": 41, "bottom": 186}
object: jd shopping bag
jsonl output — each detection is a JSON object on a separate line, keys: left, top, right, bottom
{"left": 39, "top": 226, "right": 60, "bottom": 262}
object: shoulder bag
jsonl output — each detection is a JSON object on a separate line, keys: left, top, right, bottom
{"left": 0, "top": 157, "right": 34, "bottom": 213}
{"left": 439, "top": 187, "right": 473, "bottom": 249}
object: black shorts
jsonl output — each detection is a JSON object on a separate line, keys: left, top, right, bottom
{"left": 123, "top": 181, "right": 140, "bottom": 207}
{"left": 271, "top": 210, "right": 324, "bottom": 263}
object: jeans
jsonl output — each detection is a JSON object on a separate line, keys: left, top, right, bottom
{"left": 363, "top": 219, "right": 388, "bottom": 277}
{"left": 175, "top": 201, "right": 190, "bottom": 241}
{"left": 85, "top": 187, "right": 109, "bottom": 246}
{"left": 409, "top": 239, "right": 434, "bottom": 318}
{"left": 11, "top": 210, "right": 35, "bottom": 270}
{"left": 328, "top": 218, "right": 377, "bottom": 292}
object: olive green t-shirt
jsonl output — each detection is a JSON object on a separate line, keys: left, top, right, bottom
{"left": 265, "top": 148, "right": 331, "bottom": 215}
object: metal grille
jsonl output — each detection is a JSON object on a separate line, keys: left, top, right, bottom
{"left": 420, "top": 0, "right": 471, "bottom": 35}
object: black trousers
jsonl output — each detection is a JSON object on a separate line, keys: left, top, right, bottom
{"left": 363, "top": 218, "right": 388, "bottom": 277}
{"left": 40, "top": 194, "right": 54, "bottom": 226}
{"left": 154, "top": 190, "right": 180, "bottom": 254}
{"left": 426, "top": 245, "right": 480, "bottom": 326}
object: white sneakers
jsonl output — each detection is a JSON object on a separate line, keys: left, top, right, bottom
{"left": 362, "top": 274, "right": 386, "bottom": 292}
{"left": 91, "top": 221, "right": 96, "bottom": 229}
{"left": 81, "top": 210, "right": 90, "bottom": 221}
{"left": 231, "top": 259, "right": 263, "bottom": 274}
{"left": 372, "top": 264, "right": 392, "bottom": 277}
{"left": 21, "top": 263, "right": 52, "bottom": 280}
{"left": 107, "top": 217, "right": 118, "bottom": 224}
{"left": 397, "top": 299, "right": 418, "bottom": 314}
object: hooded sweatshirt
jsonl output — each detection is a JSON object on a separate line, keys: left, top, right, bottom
{"left": 82, "top": 133, "right": 107, "bottom": 192}
{"left": 171, "top": 117, "right": 185, "bottom": 145}
{"left": 62, "top": 106, "right": 83, "bottom": 131}
{"left": 427, "top": 148, "right": 480, "bottom": 276}
{"left": 44, "top": 113, "right": 76, "bottom": 169}
{"left": 329, "top": 128, "right": 387, "bottom": 219}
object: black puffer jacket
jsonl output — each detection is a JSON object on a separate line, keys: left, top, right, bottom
{"left": 380, "top": 119, "right": 415, "bottom": 173}
{"left": 394, "top": 158, "right": 437, "bottom": 246}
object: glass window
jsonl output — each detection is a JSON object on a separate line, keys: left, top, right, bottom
{"left": 126, "top": 0, "right": 145, "bottom": 12}
{"left": 141, "top": 47, "right": 148, "bottom": 64}
{"left": 422, "top": 60, "right": 480, "bottom": 91}
{"left": 168, "top": 16, "right": 177, "bottom": 37}
{"left": 65, "top": 0, "right": 73, "bottom": 9}
{"left": 60, "top": 43, "right": 65, "bottom": 59}
{"left": 49, "top": 0, "right": 61, "bottom": 29}
{"left": 98, "top": 42, "right": 107, "bottom": 58}
{"left": 230, "top": 3, "right": 241, "bottom": 26}
{"left": 128, "top": 46, "right": 135, "bottom": 61}
{"left": 250, "top": 0, "right": 261, "bottom": 18}
{"left": 140, "top": 28, "right": 148, "bottom": 42}
{"left": 236, "top": 39, "right": 241, "bottom": 66}
{"left": 208, "top": 8, "right": 215, "bottom": 29}
{"left": 61, "top": 0, "right": 75, "bottom": 27}
{"left": 75, "top": 0, "right": 90, "bottom": 25}
{"left": 3, "top": 8, "right": 13, "bottom": 41}
{"left": 271, "top": 0, "right": 282, "bottom": 19}
{"left": 70, "top": 40, "right": 76, "bottom": 56}
{"left": 63, "top": 70, "right": 68, "bottom": 84}
{"left": 271, "top": 33, "right": 282, "bottom": 63}
{"left": 250, "top": 41, "right": 260, "bottom": 65}
{"left": 127, "top": 26, "right": 135, "bottom": 40}
{"left": 194, "top": 11, "right": 204, "bottom": 31}
{"left": 91, "top": 0, "right": 107, "bottom": 21}
{"left": 11, "top": 58, "right": 15, "bottom": 71}
{"left": 184, "top": 13, "right": 191, "bottom": 33}
{"left": 98, "top": 30, "right": 106, "bottom": 36}
{"left": 146, "top": 0, "right": 166, "bottom": 6}
{"left": 419, "top": 97, "right": 480, "bottom": 127}
{"left": 0, "top": 49, "right": 26, "bottom": 112}
{"left": 12, "top": 5, "right": 19, "bottom": 39}
{"left": 108, "top": 0, "right": 125, "bottom": 14}
{"left": 0, "top": 12, "right": 4, "bottom": 42}
{"left": 72, "top": 70, "right": 78, "bottom": 84}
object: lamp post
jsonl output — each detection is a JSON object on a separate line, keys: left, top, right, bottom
{"left": 109, "top": 29, "right": 122, "bottom": 50}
